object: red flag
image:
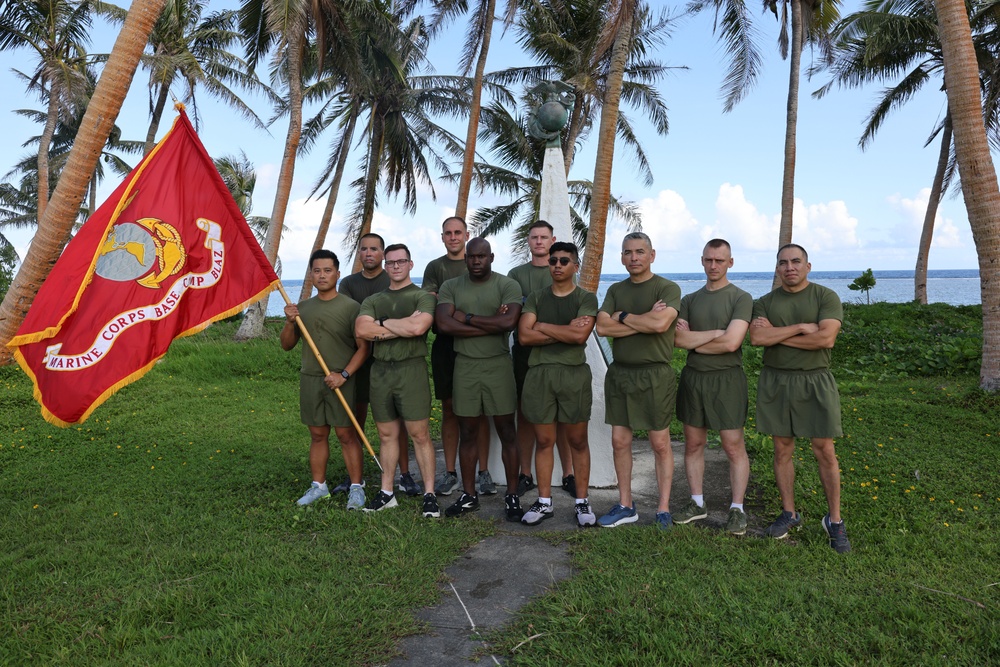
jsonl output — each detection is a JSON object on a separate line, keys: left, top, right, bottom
{"left": 7, "top": 109, "right": 280, "bottom": 426}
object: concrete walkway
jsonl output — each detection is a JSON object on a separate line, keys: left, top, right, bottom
{"left": 380, "top": 439, "right": 756, "bottom": 666}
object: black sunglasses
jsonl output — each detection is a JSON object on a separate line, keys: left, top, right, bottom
{"left": 548, "top": 256, "right": 573, "bottom": 266}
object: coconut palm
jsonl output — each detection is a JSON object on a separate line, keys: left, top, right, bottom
{"left": 0, "top": 0, "right": 168, "bottom": 364}
{"left": 0, "top": 0, "right": 95, "bottom": 223}
{"left": 467, "top": 100, "right": 640, "bottom": 258}
{"left": 934, "top": 0, "right": 1000, "bottom": 391}
{"left": 492, "top": 0, "right": 675, "bottom": 177}
{"left": 817, "top": 0, "right": 1000, "bottom": 303}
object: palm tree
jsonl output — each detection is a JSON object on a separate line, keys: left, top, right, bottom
{"left": 468, "top": 100, "right": 640, "bottom": 256}
{"left": 817, "top": 0, "right": 1000, "bottom": 303}
{"left": 0, "top": 0, "right": 169, "bottom": 364}
{"left": 101, "top": 0, "right": 273, "bottom": 155}
{"left": 425, "top": 0, "right": 519, "bottom": 221}
{"left": 0, "top": 0, "right": 95, "bottom": 223}
{"left": 493, "top": 0, "right": 674, "bottom": 176}
{"left": 692, "top": 0, "right": 841, "bottom": 286}
{"left": 934, "top": 0, "right": 1000, "bottom": 391}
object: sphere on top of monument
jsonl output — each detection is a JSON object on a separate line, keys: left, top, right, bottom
{"left": 527, "top": 80, "right": 576, "bottom": 144}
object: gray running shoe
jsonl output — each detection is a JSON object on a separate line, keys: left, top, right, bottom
{"left": 655, "top": 511, "right": 674, "bottom": 531}
{"left": 575, "top": 501, "right": 597, "bottom": 527}
{"left": 726, "top": 507, "right": 748, "bottom": 535}
{"left": 331, "top": 476, "right": 352, "bottom": 494}
{"left": 516, "top": 473, "right": 535, "bottom": 496}
{"left": 435, "top": 471, "right": 459, "bottom": 496}
{"left": 822, "top": 514, "right": 852, "bottom": 553}
{"left": 346, "top": 485, "right": 366, "bottom": 511}
{"left": 765, "top": 510, "right": 802, "bottom": 538}
{"left": 397, "top": 472, "right": 421, "bottom": 497}
{"left": 363, "top": 490, "right": 398, "bottom": 512}
{"left": 673, "top": 499, "right": 708, "bottom": 525}
{"left": 422, "top": 493, "right": 440, "bottom": 518}
{"left": 296, "top": 482, "right": 330, "bottom": 506}
{"left": 521, "top": 500, "right": 553, "bottom": 526}
{"left": 477, "top": 470, "right": 497, "bottom": 495}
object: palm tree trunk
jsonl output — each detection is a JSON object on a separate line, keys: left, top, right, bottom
{"left": 935, "top": 0, "right": 1000, "bottom": 391}
{"left": 454, "top": 0, "right": 496, "bottom": 221}
{"left": 299, "top": 103, "right": 358, "bottom": 302}
{"left": 563, "top": 93, "right": 585, "bottom": 175}
{"left": 773, "top": 0, "right": 803, "bottom": 289}
{"left": 145, "top": 81, "right": 172, "bottom": 156}
{"left": 235, "top": 30, "right": 305, "bottom": 341}
{"left": 350, "top": 110, "right": 385, "bottom": 274}
{"left": 0, "top": 0, "right": 168, "bottom": 365}
{"left": 914, "top": 113, "right": 952, "bottom": 304}
{"left": 580, "top": 1, "right": 634, "bottom": 293}
{"left": 88, "top": 169, "right": 97, "bottom": 218}
{"left": 36, "top": 92, "right": 60, "bottom": 223}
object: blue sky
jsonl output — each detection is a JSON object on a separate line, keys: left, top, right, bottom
{"left": 0, "top": 0, "right": 980, "bottom": 282}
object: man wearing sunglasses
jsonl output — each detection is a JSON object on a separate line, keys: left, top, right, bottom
{"left": 508, "top": 220, "right": 577, "bottom": 498}
{"left": 673, "top": 239, "right": 752, "bottom": 535}
{"left": 355, "top": 244, "right": 440, "bottom": 518}
{"left": 517, "top": 242, "right": 599, "bottom": 527}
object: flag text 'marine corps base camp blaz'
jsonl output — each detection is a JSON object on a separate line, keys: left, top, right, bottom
{"left": 7, "top": 108, "right": 280, "bottom": 427}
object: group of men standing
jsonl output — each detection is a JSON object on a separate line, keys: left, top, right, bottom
{"left": 281, "top": 217, "right": 851, "bottom": 553}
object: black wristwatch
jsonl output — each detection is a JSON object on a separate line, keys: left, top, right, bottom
{"left": 618, "top": 311, "right": 629, "bottom": 323}
{"left": 465, "top": 313, "right": 474, "bottom": 325}
{"left": 378, "top": 316, "right": 387, "bottom": 327}
{"left": 340, "top": 370, "right": 350, "bottom": 379}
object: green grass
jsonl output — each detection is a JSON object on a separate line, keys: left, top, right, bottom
{"left": 2, "top": 306, "right": 999, "bottom": 665}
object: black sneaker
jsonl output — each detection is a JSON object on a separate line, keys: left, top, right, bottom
{"left": 362, "top": 490, "right": 398, "bottom": 512}
{"left": 517, "top": 473, "right": 535, "bottom": 496}
{"left": 822, "top": 514, "right": 852, "bottom": 553}
{"left": 445, "top": 492, "right": 480, "bottom": 517}
{"left": 397, "top": 472, "right": 421, "bottom": 497}
{"left": 765, "top": 510, "right": 802, "bottom": 539}
{"left": 505, "top": 494, "right": 524, "bottom": 522}
{"left": 422, "top": 493, "right": 440, "bottom": 518}
{"left": 331, "top": 475, "right": 352, "bottom": 494}
{"left": 561, "top": 475, "right": 577, "bottom": 497}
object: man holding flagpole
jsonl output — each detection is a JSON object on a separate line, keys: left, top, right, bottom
{"left": 282, "top": 249, "right": 370, "bottom": 510}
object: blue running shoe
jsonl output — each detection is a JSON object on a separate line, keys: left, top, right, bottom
{"left": 598, "top": 503, "right": 638, "bottom": 528}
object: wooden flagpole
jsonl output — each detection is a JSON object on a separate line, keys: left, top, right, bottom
{"left": 276, "top": 283, "right": 382, "bottom": 471}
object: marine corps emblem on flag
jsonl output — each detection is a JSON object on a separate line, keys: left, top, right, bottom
{"left": 8, "top": 109, "right": 280, "bottom": 426}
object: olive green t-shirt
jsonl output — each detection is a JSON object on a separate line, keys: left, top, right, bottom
{"left": 752, "top": 282, "right": 843, "bottom": 371}
{"left": 359, "top": 284, "right": 436, "bottom": 362}
{"left": 339, "top": 270, "right": 390, "bottom": 303}
{"left": 509, "top": 262, "right": 552, "bottom": 344}
{"left": 523, "top": 286, "right": 598, "bottom": 367}
{"left": 296, "top": 294, "right": 360, "bottom": 376}
{"left": 679, "top": 283, "right": 753, "bottom": 372}
{"left": 599, "top": 275, "right": 681, "bottom": 366}
{"left": 421, "top": 255, "right": 467, "bottom": 294}
{"left": 437, "top": 272, "right": 522, "bottom": 358}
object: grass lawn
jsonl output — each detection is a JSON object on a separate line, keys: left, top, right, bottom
{"left": 2, "top": 304, "right": 998, "bottom": 665}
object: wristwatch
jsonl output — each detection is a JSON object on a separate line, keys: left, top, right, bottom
{"left": 465, "top": 313, "right": 474, "bottom": 325}
{"left": 340, "top": 370, "right": 350, "bottom": 379}
{"left": 378, "top": 316, "right": 387, "bottom": 327}
{"left": 618, "top": 311, "right": 629, "bottom": 323}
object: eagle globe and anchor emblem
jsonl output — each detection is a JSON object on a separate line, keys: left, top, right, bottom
{"left": 95, "top": 217, "right": 187, "bottom": 287}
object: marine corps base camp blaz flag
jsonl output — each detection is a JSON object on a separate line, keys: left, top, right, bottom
{"left": 7, "top": 109, "right": 281, "bottom": 426}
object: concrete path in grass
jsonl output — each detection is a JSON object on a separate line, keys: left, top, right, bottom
{"left": 381, "top": 439, "right": 753, "bottom": 666}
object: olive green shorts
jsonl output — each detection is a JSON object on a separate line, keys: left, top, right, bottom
{"left": 354, "top": 356, "right": 374, "bottom": 405}
{"left": 512, "top": 342, "right": 531, "bottom": 398}
{"left": 676, "top": 366, "right": 748, "bottom": 431}
{"left": 369, "top": 357, "right": 432, "bottom": 423}
{"left": 604, "top": 363, "right": 676, "bottom": 432}
{"left": 756, "top": 367, "right": 843, "bottom": 438}
{"left": 521, "top": 363, "right": 593, "bottom": 425}
{"left": 453, "top": 353, "right": 517, "bottom": 417}
{"left": 431, "top": 334, "right": 456, "bottom": 401}
{"left": 299, "top": 373, "right": 355, "bottom": 428}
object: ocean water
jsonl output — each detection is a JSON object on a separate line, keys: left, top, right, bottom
{"left": 266, "top": 269, "right": 981, "bottom": 316}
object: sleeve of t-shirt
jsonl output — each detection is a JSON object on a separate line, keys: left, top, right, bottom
{"left": 421, "top": 263, "right": 439, "bottom": 294}
{"left": 659, "top": 281, "right": 681, "bottom": 312}
{"left": 437, "top": 277, "right": 456, "bottom": 306}
{"left": 523, "top": 290, "right": 539, "bottom": 316}
{"left": 599, "top": 284, "right": 617, "bottom": 315}
{"left": 416, "top": 290, "right": 436, "bottom": 314}
{"left": 338, "top": 276, "right": 355, "bottom": 301}
{"left": 752, "top": 296, "right": 767, "bottom": 320}
{"left": 734, "top": 291, "right": 753, "bottom": 323}
{"left": 359, "top": 295, "right": 377, "bottom": 319}
{"left": 579, "top": 291, "right": 599, "bottom": 317}
{"left": 502, "top": 277, "right": 522, "bottom": 305}
{"left": 678, "top": 293, "right": 691, "bottom": 321}
{"left": 818, "top": 287, "right": 844, "bottom": 322}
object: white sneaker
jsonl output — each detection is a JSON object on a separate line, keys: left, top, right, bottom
{"left": 521, "top": 500, "right": 553, "bottom": 526}
{"left": 575, "top": 501, "right": 597, "bottom": 527}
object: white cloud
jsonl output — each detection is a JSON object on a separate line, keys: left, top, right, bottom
{"left": 635, "top": 190, "right": 702, "bottom": 252}
{"left": 709, "top": 183, "right": 778, "bottom": 252}
{"left": 886, "top": 188, "right": 964, "bottom": 249}
{"left": 792, "top": 199, "right": 859, "bottom": 250}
